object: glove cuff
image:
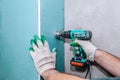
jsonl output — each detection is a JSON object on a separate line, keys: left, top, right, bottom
{"left": 88, "top": 46, "right": 98, "bottom": 62}
{"left": 37, "top": 62, "right": 55, "bottom": 76}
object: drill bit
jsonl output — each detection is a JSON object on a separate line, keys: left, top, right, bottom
{"left": 55, "top": 31, "right": 63, "bottom": 40}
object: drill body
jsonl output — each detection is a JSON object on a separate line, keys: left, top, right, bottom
{"left": 55, "top": 29, "right": 92, "bottom": 67}
{"left": 56, "top": 30, "right": 92, "bottom": 41}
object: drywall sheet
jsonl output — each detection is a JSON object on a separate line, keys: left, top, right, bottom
{"left": 41, "top": 0, "right": 64, "bottom": 74}
{"left": 65, "top": 0, "right": 120, "bottom": 78}
{"left": 0, "top": 0, "right": 38, "bottom": 80}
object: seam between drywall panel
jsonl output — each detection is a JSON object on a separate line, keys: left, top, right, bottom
{"left": 38, "top": 0, "right": 40, "bottom": 80}
{"left": 38, "top": 0, "right": 40, "bottom": 37}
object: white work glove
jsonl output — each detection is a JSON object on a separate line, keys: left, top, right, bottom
{"left": 29, "top": 35, "right": 56, "bottom": 76}
{"left": 75, "top": 39, "right": 97, "bottom": 62}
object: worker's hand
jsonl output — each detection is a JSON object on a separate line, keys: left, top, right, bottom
{"left": 29, "top": 35, "right": 56, "bottom": 76}
{"left": 74, "top": 39, "right": 97, "bottom": 62}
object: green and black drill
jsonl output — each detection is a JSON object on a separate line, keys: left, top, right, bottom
{"left": 55, "top": 30, "right": 92, "bottom": 68}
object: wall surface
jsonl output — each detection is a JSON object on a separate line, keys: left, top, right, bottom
{"left": 0, "top": 0, "right": 65, "bottom": 80}
{"left": 65, "top": 0, "right": 120, "bottom": 78}
{"left": 0, "top": 0, "right": 38, "bottom": 80}
{"left": 1, "top": 0, "right": 120, "bottom": 79}
{"left": 41, "top": 0, "right": 64, "bottom": 73}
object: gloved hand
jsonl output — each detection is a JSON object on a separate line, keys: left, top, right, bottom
{"left": 74, "top": 39, "right": 97, "bottom": 62}
{"left": 29, "top": 35, "right": 56, "bottom": 76}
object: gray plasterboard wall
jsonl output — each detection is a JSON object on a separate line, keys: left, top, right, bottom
{"left": 65, "top": 0, "right": 120, "bottom": 78}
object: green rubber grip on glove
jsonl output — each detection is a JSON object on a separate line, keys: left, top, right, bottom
{"left": 70, "top": 42, "right": 81, "bottom": 47}
{"left": 34, "top": 35, "right": 46, "bottom": 45}
{"left": 70, "top": 42, "right": 87, "bottom": 58}
{"left": 29, "top": 39, "right": 36, "bottom": 52}
{"left": 29, "top": 47, "right": 34, "bottom": 52}
{"left": 40, "top": 35, "right": 46, "bottom": 45}
{"left": 29, "top": 35, "right": 46, "bottom": 52}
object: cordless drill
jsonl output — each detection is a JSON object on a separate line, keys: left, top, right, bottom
{"left": 55, "top": 30, "right": 92, "bottom": 41}
{"left": 55, "top": 29, "right": 92, "bottom": 67}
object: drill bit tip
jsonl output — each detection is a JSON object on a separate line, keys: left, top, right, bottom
{"left": 55, "top": 31, "right": 61, "bottom": 39}
{"left": 55, "top": 31, "right": 64, "bottom": 40}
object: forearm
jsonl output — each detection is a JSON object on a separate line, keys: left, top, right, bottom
{"left": 94, "top": 49, "right": 120, "bottom": 76}
{"left": 43, "top": 69, "right": 89, "bottom": 80}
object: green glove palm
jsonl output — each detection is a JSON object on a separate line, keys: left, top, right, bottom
{"left": 70, "top": 42, "right": 87, "bottom": 59}
{"left": 74, "top": 39, "right": 97, "bottom": 62}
